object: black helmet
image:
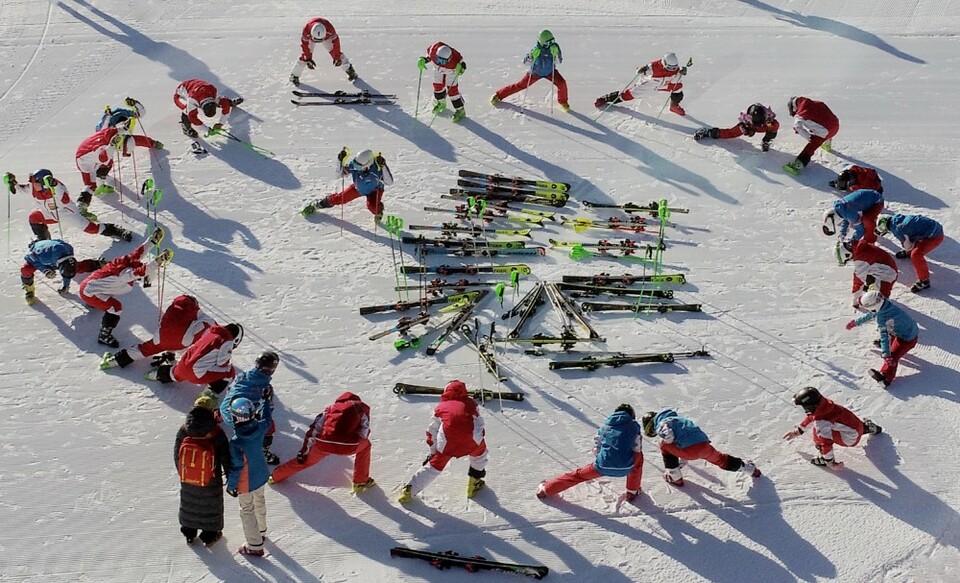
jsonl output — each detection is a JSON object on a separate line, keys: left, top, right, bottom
{"left": 793, "top": 387, "right": 823, "bottom": 414}
{"left": 615, "top": 403, "right": 635, "bottom": 419}
{"left": 255, "top": 351, "right": 280, "bottom": 375}
{"left": 58, "top": 257, "right": 78, "bottom": 279}
{"left": 200, "top": 98, "right": 217, "bottom": 118}
{"left": 747, "top": 104, "right": 766, "bottom": 127}
{"left": 225, "top": 323, "right": 243, "bottom": 346}
{"left": 641, "top": 411, "right": 657, "bottom": 437}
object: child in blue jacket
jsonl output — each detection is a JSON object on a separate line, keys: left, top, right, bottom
{"left": 492, "top": 30, "right": 569, "bottom": 112}
{"left": 846, "top": 290, "right": 919, "bottom": 386}
{"left": 226, "top": 396, "right": 273, "bottom": 557}
{"left": 877, "top": 213, "right": 944, "bottom": 292}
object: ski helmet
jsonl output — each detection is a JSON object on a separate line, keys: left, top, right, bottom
{"left": 838, "top": 241, "right": 853, "bottom": 265}
{"left": 110, "top": 133, "right": 128, "bottom": 153}
{"left": 859, "top": 289, "right": 884, "bottom": 312}
{"left": 124, "top": 97, "right": 145, "bottom": 118}
{"left": 225, "top": 323, "right": 244, "bottom": 346}
{"left": 311, "top": 23, "right": 329, "bottom": 42}
{"left": 58, "top": 256, "right": 77, "bottom": 279}
{"left": 662, "top": 52, "right": 679, "bottom": 71}
{"left": 875, "top": 216, "right": 891, "bottom": 237}
{"left": 255, "top": 351, "right": 280, "bottom": 375}
{"left": 615, "top": 403, "right": 636, "bottom": 419}
{"left": 747, "top": 104, "right": 767, "bottom": 127}
{"left": 354, "top": 149, "right": 376, "bottom": 170}
{"left": 436, "top": 45, "right": 453, "bottom": 65}
{"left": 822, "top": 210, "right": 837, "bottom": 236}
{"left": 30, "top": 169, "right": 53, "bottom": 186}
{"left": 538, "top": 29, "right": 554, "bottom": 45}
{"left": 200, "top": 98, "right": 217, "bottom": 118}
{"left": 787, "top": 96, "right": 799, "bottom": 116}
{"left": 793, "top": 386, "right": 823, "bottom": 414}
{"left": 230, "top": 397, "right": 256, "bottom": 424}
{"left": 640, "top": 411, "right": 657, "bottom": 437}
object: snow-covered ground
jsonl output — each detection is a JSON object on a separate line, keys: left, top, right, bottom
{"left": 1, "top": 1, "right": 959, "bottom": 581}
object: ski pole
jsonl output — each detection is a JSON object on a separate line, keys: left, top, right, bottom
{"left": 338, "top": 146, "right": 349, "bottom": 236}
{"left": 131, "top": 144, "right": 140, "bottom": 201}
{"left": 41, "top": 176, "right": 64, "bottom": 240}
{"left": 550, "top": 69, "right": 555, "bottom": 116}
{"left": 594, "top": 72, "right": 641, "bottom": 121}
{"left": 653, "top": 57, "right": 693, "bottom": 127}
{"left": 212, "top": 127, "right": 275, "bottom": 157}
{"left": 5, "top": 176, "right": 10, "bottom": 255}
{"left": 135, "top": 118, "right": 164, "bottom": 171}
{"left": 414, "top": 67, "right": 424, "bottom": 120}
{"left": 429, "top": 69, "right": 462, "bottom": 128}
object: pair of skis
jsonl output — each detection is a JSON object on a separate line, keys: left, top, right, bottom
{"left": 580, "top": 301, "right": 702, "bottom": 313}
{"left": 403, "top": 264, "right": 531, "bottom": 276}
{"left": 548, "top": 349, "right": 709, "bottom": 371}
{"left": 582, "top": 200, "right": 690, "bottom": 215}
{"left": 291, "top": 90, "right": 397, "bottom": 107}
{"left": 393, "top": 383, "right": 523, "bottom": 402}
{"left": 562, "top": 272, "right": 687, "bottom": 285}
{"left": 458, "top": 169, "right": 569, "bottom": 193}
{"left": 448, "top": 188, "right": 567, "bottom": 208}
{"left": 401, "top": 236, "right": 528, "bottom": 250}
{"left": 358, "top": 291, "right": 479, "bottom": 316}
{"left": 390, "top": 547, "right": 547, "bottom": 579}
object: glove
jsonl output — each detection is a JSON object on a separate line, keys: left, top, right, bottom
{"left": 864, "top": 275, "right": 876, "bottom": 287}
{"left": 261, "top": 384, "right": 273, "bottom": 401}
{"left": 680, "top": 66, "right": 688, "bottom": 75}
{"left": 375, "top": 154, "right": 386, "bottom": 167}
{"left": 231, "top": 97, "right": 244, "bottom": 106}
{"left": 3, "top": 172, "right": 15, "bottom": 194}
{"left": 337, "top": 148, "right": 348, "bottom": 165}
{"left": 422, "top": 453, "right": 434, "bottom": 466}
{"left": 637, "top": 65, "right": 650, "bottom": 76}
{"left": 895, "top": 249, "right": 910, "bottom": 259}
{"left": 455, "top": 61, "right": 466, "bottom": 75}
{"left": 845, "top": 320, "right": 857, "bottom": 331}
{"left": 828, "top": 180, "right": 838, "bottom": 189}
{"left": 43, "top": 268, "right": 57, "bottom": 279}
{"left": 549, "top": 44, "right": 560, "bottom": 58}
{"left": 296, "top": 451, "right": 307, "bottom": 464}
{"left": 305, "top": 58, "right": 316, "bottom": 70}
{"left": 761, "top": 141, "right": 771, "bottom": 152}
{"left": 417, "top": 56, "right": 427, "bottom": 71}
{"left": 333, "top": 58, "right": 342, "bottom": 66}
{"left": 186, "top": 126, "right": 199, "bottom": 138}
{"left": 96, "top": 166, "right": 111, "bottom": 179}
{"left": 155, "top": 249, "right": 173, "bottom": 266}
{"left": 151, "top": 139, "right": 164, "bottom": 149}
{"left": 883, "top": 357, "right": 895, "bottom": 368}
{"left": 740, "top": 124, "right": 756, "bottom": 137}
{"left": 211, "top": 123, "right": 223, "bottom": 132}
{"left": 57, "top": 284, "right": 70, "bottom": 294}
{"left": 226, "top": 488, "right": 238, "bottom": 498}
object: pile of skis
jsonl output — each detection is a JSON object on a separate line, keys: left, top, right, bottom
{"left": 291, "top": 90, "right": 397, "bottom": 107}
{"left": 495, "top": 282, "right": 605, "bottom": 351}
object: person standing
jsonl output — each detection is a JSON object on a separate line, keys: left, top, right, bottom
{"left": 226, "top": 396, "right": 273, "bottom": 557}
{"left": 418, "top": 42, "right": 467, "bottom": 122}
{"left": 491, "top": 30, "right": 569, "bottom": 112}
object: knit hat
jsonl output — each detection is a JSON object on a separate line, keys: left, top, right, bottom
{"left": 194, "top": 389, "right": 219, "bottom": 412}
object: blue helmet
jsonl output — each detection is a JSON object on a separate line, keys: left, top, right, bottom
{"left": 30, "top": 169, "right": 54, "bottom": 185}
{"left": 230, "top": 397, "right": 256, "bottom": 424}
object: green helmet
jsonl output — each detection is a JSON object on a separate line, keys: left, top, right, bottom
{"left": 538, "top": 29, "right": 554, "bottom": 45}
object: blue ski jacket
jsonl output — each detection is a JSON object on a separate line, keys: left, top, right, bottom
{"left": 226, "top": 398, "right": 273, "bottom": 493}
{"left": 346, "top": 160, "right": 388, "bottom": 197}
{"left": 854, "top": 298, "right": 919, "bottom": 356}
{"left": 888, "top": 214, "right": 943, "bottom": 246}
{"left": 653, "top": 409, "right": 710, "bottom": 449}
{"left": 835, "top": 189, "right": 883, "bottom": 239}
{"left": 593, "top": 410, "right": 642, "bottom": 477}
{"left": 220, "top": 367, "right": 274, "bottom": 428}
{"left": 525, "top": 41, "right": 562, "bottom": 77}
{"left": 24, "top": 239, "right": 75, "bottom": 288}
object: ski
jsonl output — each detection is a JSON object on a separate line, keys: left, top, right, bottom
{"left": 401, "top": 236, "right": 528, "bottom": 249}
{"left": 403, "top": 264, "right": 532, "bottom": 276}
{"left": 293, "top": 90, "right": 397, "bottom": 99}
{"left": 456, "top": 319, "right": 506, "bottom": 381}
{"left": 457, "top": 179, "right": 568, "bottom": 199}
{"left": 568, "top": 244, "right": 655, "bottom": 263}
{"left": 557, "top": 282, "right": 674, "bottom": 299}
{"left": 583, "top": 200, "right": 690, "bottom": 214}
{"left": 544, "top": 283, "right": 602, "bottom": 339}
{"left": 425, "top": 290, "right": 489, "bottom": 356}
{"left": 505, "top": 283, "right": 547, "bottom": 338}
{"left": 358, "top": 291, "right": 479, "bottom": 316}
{"left": 292, "top": 98, "right": 396, "bottom": 106}
{"left": 394, "top": 280, "right": 502, "bottom": 293}
{"left": 444, "top": 197, "right": 558, "bottom": 220}
{"left": 390, "top": 547, "right": 547, "bottom": 579}
{"left": 445, "top": 191, "right": 566, "bottom": 208}
{"left": 549, "top": 239, "right": 664, "bottom": 252}
{"left": 368, "top": 313, "right": 431, "bottom": 341}
{"left": 548, "top": 349, "right": 709, "bottom": 371}
{"left": 491, "top": 332, "right": 605, "bottom": 349}
{"left": 393, "top": 384, "right": 524, "bottom": 402}
{"left": 580, "top": 301, "right": 702, "bottom": 313}
{"left": 459, "top": 169, "right": 570, "bottom": 193}
{"left": 561, "top": 216, "right": 675, "bottom": 232}
{"left": 561, "top": 272, "right": 687, "bottom": 285}
{"left": 422, "top": 206, "right": 545, "bottom": 226}
{"left": 407, "top": 224, "right": 532, "bottom": 237}
{"left": 421, "top": 246, "right": 546, "bottom": 257}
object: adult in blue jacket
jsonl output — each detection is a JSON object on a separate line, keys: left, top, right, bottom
{"left": 641, "top": 409, "right": 761, "bottom": 487}
{"left": 492, "top": 30, "right": 569, "bottom": 112}
{"left": 226, "top": 396, "right": 273, "bottom": 557}
{"left": 300, "top": 149, "right": 394, "bottom": 221}
{"left": 221, "top": 351, "right": 281, "bottom": 464}
{"left": 20, "top": 239, "right": 102, "bottom": 305}
{"left": 823, "top": 189, "right": 884, "bottom": 245}
{"left": 537, "top": 404, "right": 643, "bottom": 501}
{"left": 846, "top": 289, "right": 919, "bottom": 386}
{"left": 877, "top": 213, "right": 944, "bottom": 292}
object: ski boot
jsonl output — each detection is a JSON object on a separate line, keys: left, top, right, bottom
{"left": 94, "top": 184, "right": 116, "bottom": 197}
{"left": 559, "top": 102, "right": 571, "bottom": 113}
{"left": 78, "top": 200, "right": 98, "bottom": 221}
{"left": 783, "top": 160, "right": 804, "bottom": 176}
{"left": 23, "top": 283, "right": 36, "bottom": 306}
{"left": 263, "top": 449, "right": 280, "bottom": 465}
{"left": 466, "top": 467, "right": 486, "bottom": 498}
{"left": 99, "top": 352, "right": 119, "bottom": 370}
{"left": 663, "top": 468, "right": 684, "bottom": 487}
{"left": 346, "top": 65, "right": 358, "bottom": 82}
{"left": 432, "top": 101, "right": 446, "bottom": 115}
{"left": 102, "top": 223, "right": 133, "bottom": 242}
{"left": 289, "top": 74, "right": 300, "bottom": 86}
{"left": 694, "top": 128, "right": 719, "bottom": 142}
{"left": 820, "top": 139, "right": 833, "bottom": 153}
{"left": 398, "top": 485, "right": 414, "bottom": 504}
{"left": 201, "top": 532, "right": 222, "bottom": 547}
{"left": 624, "top": 489, "right": 639, "bottom": 502}
{"left": 190, "top": 141, "right": 207, "bottom": 155}
{"left": 230, "top": 97, "right": 244, "bottom": 107}
{"left": 490, "top": 94, "right": 501, "bottom": 106}
{"left": 452, "top": 108, "right": 467, "bottom": 122}
{"left": 670, "top": 103, "right": 686, "bottom": 116}
{"left": 181, "top": 122, "right": 199, "bottom": 138}
{"left": 351, "top": 478, "right": 376, "bottom": 494}
{"left": 869, "top": 369, "right": 891, "bottom": 387}
{"left": 594, "top": 91, "right": 623, "bottom": 109}
{"left": 535, "top": 482, "right": 548, "bottom": 499}
{"left": 811, "top": 455, "right": 842, "bottom": 467}
{"left": 300, "top": 198, "right": 333, "bottom": 217}
{"left": 896, "top": 250, "right": 911, "bottom": 259}
{"left": 98, "top": 327, "right": 120, "bottom": 349}
{"left": 742, "top": 460, "right": 762, "bottom": 478}
{"left": 863, "top": 418, "right": 883, "bottom": 435}
{"left": 910, "top": 279, "right": 930, "bottom": 293}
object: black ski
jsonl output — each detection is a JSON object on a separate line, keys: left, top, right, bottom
{"left": 459, "top": 169, "right": 570, "bottom": 192}
{"left": 395, "top": 279, "right": 501, "bottom": 292}
{"left": 401, "top": 236, "right": 527, "bottom": 249}
{"left": 359, "top": 291, "right": 479, "bottom": 316}
{"left": 368, "top": 313, "right": 430, "bottom": 341}
{"left": 583, "top": 200, "right": 690, "bottom": 214}
{"left": 292, "top": 98, "right": 396, "bottom": 106}
{"left": 423, "top": 246, "right": 546, "bottom": 257}
{"left": 390, "top": 547, "right": 547, "bottom": 579}
{"left": 580, "top": 301, "right": 702, "bottom": 313}
{"left": 446, "top": 190, "right": 566, "bottom": 208}
{"left": 457, "top": 179, "right": 565, "bottom": 198}
{"left": 549, "top": 349, "right": 709, "bottom": 371}
{"left": 393, "top": 384, "right": 524, "bottom": 402}
{"left": 556, "top": 282, "right": 674, "bottom": 299}
{"left": 544, "top": 283, "right": 602, "bottom": 339}
{"left": 293, "top": 90, "right": 397, "bottom": 98}
{"left": 504, "top": 283, "right": 547, "bottom": 339}
{"left": 491, "top": 332, "right": 605, "bottom": 350}
{"left": 561, "top": 273, "right": 687, "bottom": 285}
{"left": 403, "top": 264, "right": 532, "bottom": 276}
{"left": 425, "top": 290, "right": 489, "bottom": 355}
{"left": 457, "top": 319, "right": 506, "bottom": 381}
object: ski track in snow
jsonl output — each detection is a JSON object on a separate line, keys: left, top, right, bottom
{"left": 1, "top": 0, "right": 960, "bottom": 581}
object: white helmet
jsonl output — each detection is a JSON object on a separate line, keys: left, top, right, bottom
{"left": 859, "top": 289, "right": 884, "bottom": 312}
{"left": 788, "top": 96, "right": 799, "bottom": 116}
{"left": 662, "top": 53, "right": 679, "bottom": 71}
{"left": 110, "top": 133, "right": 128, "bottom": 152}
{"left": 436, "top": 45, "right": 453, "bottom": 64}
{"left": 311, "top": 23, "right": 329, "bottom": 42}
{"left": 354, "top": 149, "right": 375, "bottom": 170}
{"left": 822, "top": 210, "right": 837, "bottom": 236}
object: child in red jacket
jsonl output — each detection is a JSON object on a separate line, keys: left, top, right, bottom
{"left": 783, "top": 387, "right": 882, "bottom": 466}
